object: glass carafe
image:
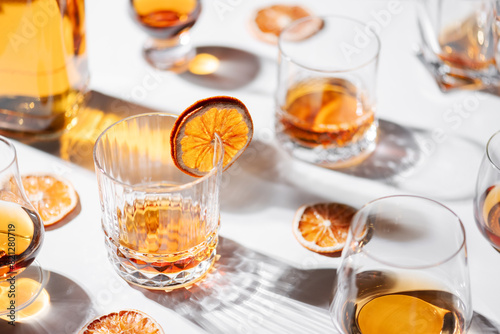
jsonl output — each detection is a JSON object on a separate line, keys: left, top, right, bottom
{"left": 0, "top": 0, "right": 89, "bottom": 139}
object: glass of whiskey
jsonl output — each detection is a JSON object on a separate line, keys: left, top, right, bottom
{"left": 474, "top": 130, "right": 500, "bottom": 252}
{"left": 130, "top": 0, "right": 201, "bottom": 71}
{"left": 93, "top": 113, "right": 223, "bottom": 290}
{"left": 330, "top": 195, "right": 472, "bottom": 334}
{"left": 275, "top": 16, "right": 380, "bottom": 168}
{"left": 417, "top": 0, "right": 499, "bottom": 91}
{"left": 0, "top": 136, "right": 47, "bottom": 319}
{"left": 0, "top": 0, "right": 89, "bottom": 139}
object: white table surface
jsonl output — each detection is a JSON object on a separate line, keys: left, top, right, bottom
{"left": 4, "top": 0, "right": 500, "bottom": 333}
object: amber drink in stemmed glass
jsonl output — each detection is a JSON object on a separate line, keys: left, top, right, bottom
{"left": 130, "top": 0, "right": 201, "bottom": 71}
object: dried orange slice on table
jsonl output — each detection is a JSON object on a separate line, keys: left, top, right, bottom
{"left": 250, "top": 4, "right": 318, "bottom": 44}
{"left": 22, "top": 174, "right": 78, "bottom": 226}
{"left": 78, "top": 310, "right": 164, "bottom": 334}
{"left": 293, "top": 202, "right": 357, "bottom": 253}
{"left": 171, "top": 96, "right": 253, "bottom": 177}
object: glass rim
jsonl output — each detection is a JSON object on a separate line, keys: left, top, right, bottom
{"left": 486, "top": 130, "right": 500, "bottom": 171}
{"left": 278, "top": 15, "right": 381, "bottom": 74}
{"left": 352, "top": 195, "right": 467, "bottom": 270}
{"left": 93, "top": 112, "right": 224, "bottom": 191}
{"left": 0, "top": 136, "right": 17, "bottom": 175}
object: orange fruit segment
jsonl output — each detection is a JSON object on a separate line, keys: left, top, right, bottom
{"left": 22, "top": 174, "right": 78, "bottom": 227}
{"left": 78, "top": 310, "right": 164, "bottom": 334}
{"left": 250, "top": 5, "right": 313, "bottom": 44}
{"left": 293, "top": 202, "right": 356, "bottom": 253}
{"left": 170, "top": 96, "right": 253, "bottom": 177}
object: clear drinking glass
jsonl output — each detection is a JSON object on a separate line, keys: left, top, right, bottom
{"left": 474, "top": 130, "right": 500, "bottom": 252}
{"left": 93, "top": 113, "right": 223, "bottom": 290}
{"left": 275, "top": 15, "right": 380, "bottom": 168}
{"left": 0, "top": 136, "right": 47, "bottom": 320}
{"left": 330, "top": 195, "right": 472, "bottom": 334}
{"left": 417, "top": 0, "right": 499, "bottom": 91}
{"left": 129, "top": 0, "right": 201, "bottom": 71}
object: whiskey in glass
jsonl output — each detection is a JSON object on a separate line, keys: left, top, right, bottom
{"left": 94, "top": 113, "right": 222, "bottom": 290}
{"left": 276, "top": 16, "right": 380, "bottom": 168}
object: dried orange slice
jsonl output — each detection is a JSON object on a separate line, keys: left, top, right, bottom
{"left": 78, "top": 310, "right": 164, "bottom": 334}
{"left": 170, "top": 96, "right": 253, "bottom": 177}
{"left": 249, "top": 4, "right": 313, "bottom": 44}
{"left": 293, "top": 202, "right": 357, "bottom": 253}
{"left": 22, "top": 174, "right": 78, "bottom": 227}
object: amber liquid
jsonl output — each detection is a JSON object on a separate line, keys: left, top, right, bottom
{"left": 278, "top": 78, "right": 375, "bottom": 148}
{"left": 474, "top": 185, "right": 500, "bottom": 250}
{"left": 114, "top": 197, "right": 217, "bottom": 276}
{"left": 438, "top": 14, "right": 496, "bottom": 71}
{"left": 0, "top": 0, "right": 88, "bottom": 137}
{"left": 341, "top": 272, "right": 467, "bottom": 334}
{"left": 130, "top": 0, "right": 200, "bottom": 39}
{"left": 0, "top": 200, "right": 43, "bottom": 279}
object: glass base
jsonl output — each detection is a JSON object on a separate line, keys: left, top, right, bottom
{"left": 143, "top": 33, "right": 195, "bottom": 72}
{"left": 0, "top": 261, "right": 50, "bottom": 321}
{"left": 106, "top": 237, "right": 217, "bottom": 290}
{"left": 276, "top": 123, "right": 378, "bottom": 169}
{"left": 416, "top": 49, "right": 500, "bottom": 92}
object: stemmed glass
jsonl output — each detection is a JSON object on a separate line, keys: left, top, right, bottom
{"left": 474, "top": 130, "right": 500, "bottom": 252}
{"left": 330, "top": 195, "right": 472, "bottom": 334}
{"left": 0, "top": 136, "right": 47, "bottom": 320}
{"left": 129, "top": 0, "right": 201, "bottom": 71}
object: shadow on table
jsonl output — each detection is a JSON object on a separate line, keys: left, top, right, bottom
{"left": 179, "top": 46, "right": 262, "bottom": 90}
{"left": 26, "top": 91, "right": 481, "bottom": 203}
{"left": 470, "top": 312, "right": 500, "bottom": 333}
{"left": 230, "top": 119, "right": 482, "bottom": 202}
{"left": 133, "top": 237, "right": 336, "bottom": 334}
{"left": 0, "top": 270, "right": 96, "bottom": 334}
{"left": 26, "top": 90, "right": 166, "bottom": 171}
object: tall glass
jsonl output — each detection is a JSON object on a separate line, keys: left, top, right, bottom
{"left": 417, "top": 0, "right": 498, "bottom": 90}
{"left": 474, "top": 130, "right": 500, "bottom": 252}
{"left": 275, "top": 16, "right": 380, "bottom": 168}
{"left": 0, "top": 0, "right": 89, "bottom": 138}
{"left": 93, "top": 113, "right": 223, "bottom": 290}
{"left": 129, "top": 0, "right": 201, "bottom": 71}
{"left": 330, "top": 195, "right": 472, "bottom": 334}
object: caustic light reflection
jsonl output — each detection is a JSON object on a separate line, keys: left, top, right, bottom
{"left": 189, "top": 53, "right": 220, "bottom": 75}
{"left": 0, "top": 277, "right": 50, "bottom": 322}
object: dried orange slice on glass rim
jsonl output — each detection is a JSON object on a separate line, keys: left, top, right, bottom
{"left": 21, "top": 174, "right": 78, "bottom": 226}
{"left": 293, "top": 202, "right": 357, "bottom": 253}
{"left": 78, "top": 310, "right": 164, "bottom": 334}
{"left": 170, "top": 96, "right": 253, "bottom": 177}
